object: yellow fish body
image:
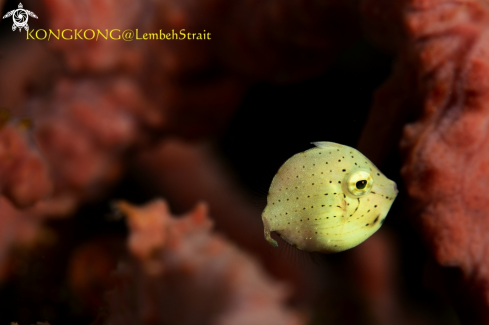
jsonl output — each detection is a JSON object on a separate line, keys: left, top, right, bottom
{"left": 262, "top": 142, "right": 398, "bottom": 253}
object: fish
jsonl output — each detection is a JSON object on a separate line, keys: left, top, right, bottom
{"left": 262, "top": 142, "right": 398, "bottom": 254}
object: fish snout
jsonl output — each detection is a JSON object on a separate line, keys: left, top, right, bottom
{"left": 393, "top": 182, "right": 398, "bottom": 195}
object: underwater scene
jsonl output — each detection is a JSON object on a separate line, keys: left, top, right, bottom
{"left": 0, "top": 0, "right": 486, "bottom": 324}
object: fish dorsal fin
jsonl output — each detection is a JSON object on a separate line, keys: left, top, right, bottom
{"left": 311, "top": 142, "right": 344, "bottom": 149}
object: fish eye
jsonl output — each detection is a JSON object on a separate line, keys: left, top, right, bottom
{"left": 347, "top": 171, "right": 373, "bottom": 196}
{"left": 356, "top": 180, "right": 367, "bottom": 189}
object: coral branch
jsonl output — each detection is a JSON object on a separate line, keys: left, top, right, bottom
{"left": 363, "top": 0, "right": 489, "bottom": 322}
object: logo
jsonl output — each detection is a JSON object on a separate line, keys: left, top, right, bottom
{"left": 2, "top": 3, "right": 38, "bottom": 32}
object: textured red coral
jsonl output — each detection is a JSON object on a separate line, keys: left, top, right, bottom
{"left": 363, "top": 0, "right": 489, "bottom": 322}
{"left": 0, "top": 125, "right": 52, "bottom": 207}
{"left": 105, "top": 200, "right": 306, "bottom": 325}
{"left": 0, "top": 71, "right": 168, "bottom": 281}
{"left": 33, "top": 79, "right": 145, "bottom": 199}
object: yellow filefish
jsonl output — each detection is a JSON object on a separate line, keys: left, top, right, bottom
{"left": 262, "top": 142, "right": 398, "bottom": 253}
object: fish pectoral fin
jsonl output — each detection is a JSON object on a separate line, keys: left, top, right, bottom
{"left": 311, "top": 142, "right": 344, "bottom": 149}
{"left": 262, "top": 217, "right": 278, "bottom": 248}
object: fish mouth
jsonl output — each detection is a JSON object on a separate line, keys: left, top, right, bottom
{"left": 371, "top": 181, "right": 398, "bottom": 200}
